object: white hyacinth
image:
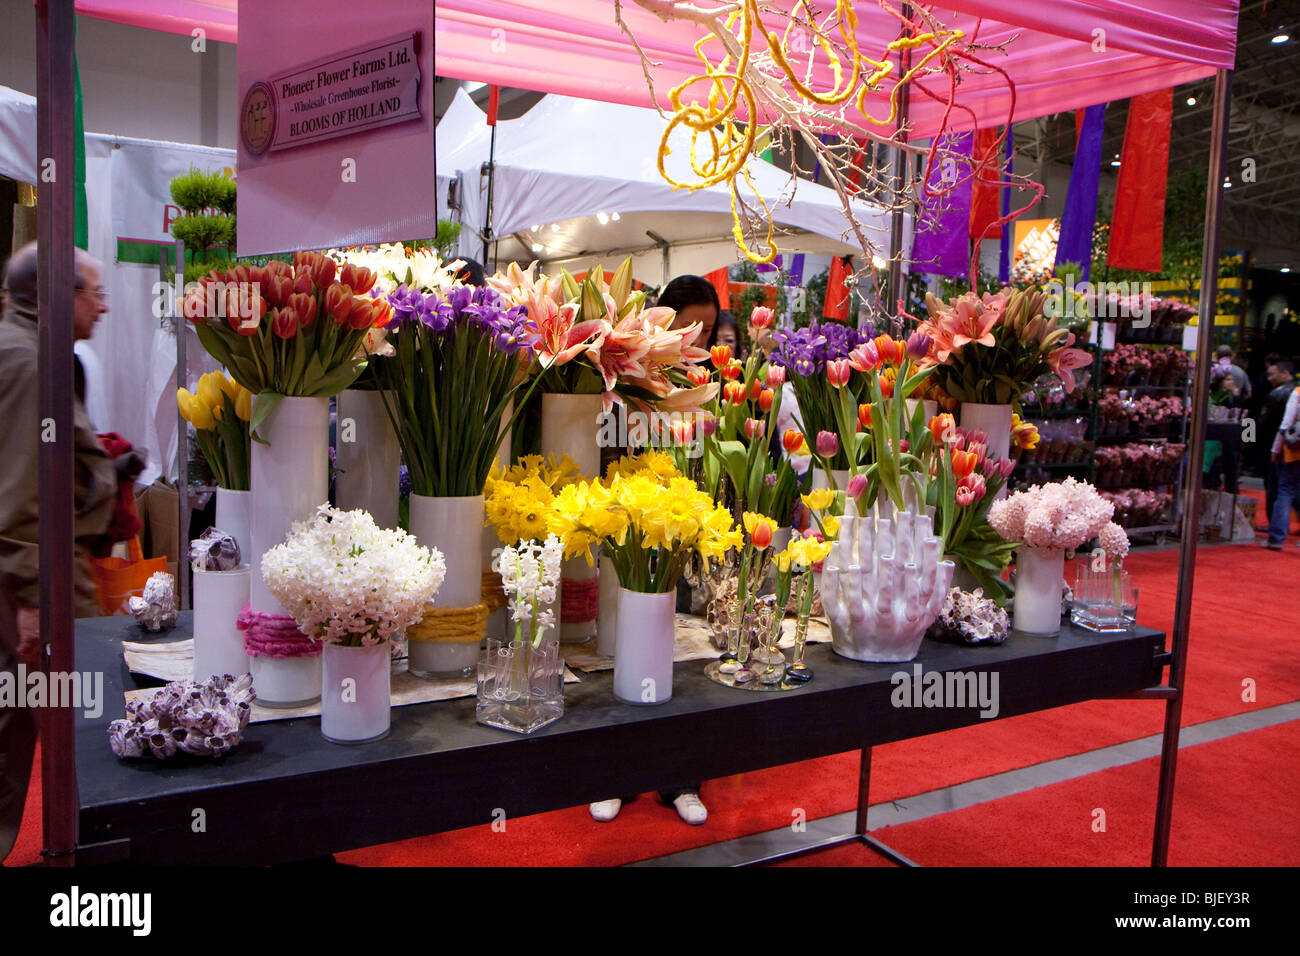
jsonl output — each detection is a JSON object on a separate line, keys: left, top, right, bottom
{"left": 261, "top": 504, "right": 446, "bottom": 646}
{"left": 495, "top": 534, "right": 564, "bottom": 645}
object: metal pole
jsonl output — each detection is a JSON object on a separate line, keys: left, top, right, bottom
{"left": 1153, "top": 67, "right": 1231, "bottom": 868}
{"left": 886, "top": 4, "right": 913, "bottom": 334}
{"left": 481, "top": 127, "right": 497, "bottom": 267}
{"left": 35, "top": 0, "right": 79, "bottom": 867}
{"left": 175, "top": 238, "right": 189, "bottom": 611}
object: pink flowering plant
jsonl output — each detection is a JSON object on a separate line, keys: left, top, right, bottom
{"left": 988, "top": 477, "right": 1120, "bottom": 556}
{"left": 908, "top": 287, "right": 1093, "bottom": 404}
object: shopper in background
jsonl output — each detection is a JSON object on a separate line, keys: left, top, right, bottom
{"left": 706, "top": 310, "right": 742, "bottom": 358}
{"left": 658, "top": 274, "right": 719, "bottom": 349}
{"left": 0, "top": 241, "right": 117, "bottom": 863}
{"left": 1261, "top": 357, "right": 1300, "bottom": 529}
{"left": 1265, "top": 372, "right": 1300, "bottom": 550}
{"left": 1215, "top": 344, "right": 1252, "bottom": 400}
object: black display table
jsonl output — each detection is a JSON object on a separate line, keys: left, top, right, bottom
{"left": 73, "top": 613, "right": 1166, "bottom": 865}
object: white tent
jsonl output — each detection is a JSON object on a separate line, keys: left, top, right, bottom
{"left": 1, "top": 84, "right": 230, "bottom": 487}
{"left": 437, "top": 88, "right": 908, "bottom": 285}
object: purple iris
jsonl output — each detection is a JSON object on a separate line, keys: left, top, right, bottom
{"left": 771, "top": 325, "right": 829, "bottom": 376}
{"left": 820, "top": 321, "right": 865, "bottom": 361}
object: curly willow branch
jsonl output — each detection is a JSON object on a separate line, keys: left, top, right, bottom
{"left": 622, "top": 0, "right": 1043, "bottom": 294}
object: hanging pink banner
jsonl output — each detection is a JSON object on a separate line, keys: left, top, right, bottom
{"left": 236, "top": 0, "right": 435, "bottom": 256}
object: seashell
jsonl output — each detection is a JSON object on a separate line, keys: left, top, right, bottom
{"left": 108, "top": 673, "right": 257, "bottom": 760}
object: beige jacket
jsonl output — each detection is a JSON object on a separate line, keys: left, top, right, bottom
{"left": 0, "top": 302, "right": 116, "bottom": 618}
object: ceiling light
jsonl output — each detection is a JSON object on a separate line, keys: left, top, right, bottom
{"left": 1223, "top": 179, "right": 1232, "bottom": 188}
{"left": 1186, "top": 96, "right": 1197, "bottom": 106}
{"left": 1111, "top": 160, "right": 1121, "bottom": 167}
{"left": 531, "top": 224, "right": 540, "bottom": 232}
{"left": 550, "top": 224, "right": 560, "bottom": 233}
{"left": 1271, "top": 31, "right": 1290, "bottom": 44}
{"left": 531, "top": 243, "right": 543, "bottom": 253}
{"left": 1282, "top": 267, "right": 1292, "bottom": 273}
{"left": 611, "top": 212, "right": 621, "bottom": 221}
{"left": 596, "top": 211, "right": 609, "bottom": 225}
{"left": 871, "top": 255, "right": 887, "bottom": 270}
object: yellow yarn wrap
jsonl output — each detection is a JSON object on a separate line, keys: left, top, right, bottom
{"left": 406, "top": 603, "right": 488, "bottom": 644}
{"left": 480, "top": 571, "right": 507, "bottom": 613}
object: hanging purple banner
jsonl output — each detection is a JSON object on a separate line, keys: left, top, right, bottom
{"left": 912, "top": 132, "right": 973, "bottom": 279}
{"left": 787, "top": 253, "right": 805, "bottom": 286}
{"left": 998, "top": 129, "right": 1014, "bottom": 284}
{"left": 1054, "top": 103, "right": 1106, "bottom": 281}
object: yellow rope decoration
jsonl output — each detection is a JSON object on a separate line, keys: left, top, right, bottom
{"left": 480, "top": 571, "right": 507, "bottom": 613}
{"left": 406, "top": 604, "right": 488, "bottom": 644}
{"left": 649, "top": 0, "right": 965, "bottom": 264}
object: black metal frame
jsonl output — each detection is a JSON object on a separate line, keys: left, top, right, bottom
{"left": 33, "top": 0, "right": 1234, "bottom": 865}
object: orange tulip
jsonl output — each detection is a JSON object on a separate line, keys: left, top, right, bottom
{"left": 720, "top": 361, "right": 743, "bottom": 381}
{"left": 782, "top": 429, "right": 806, "bottom": 454}
{"left": 929, "top": 412, "right": 956, "bottom": 446}
{"left": 710, "top": 344, "right": 732, "bottom": 368}
{"left": 858, "top": 403, "right": 872, "bottom": 430}
{"left": 748, "top": 377, "right": 763, "bottom": 401}
{"left": 751, "top": 519, "right": 773, "bottom": 550}
{"left": 686, "top": 366, "right": 710, "bottom": 386}
{"left": 758, "top": 388, "right": 774, "bottom": 413}
{"left": 951, "top": 449, "right": 978, "bottom": 478}
{"left": 723, "top": 381, "right": 747, "bottom": 405}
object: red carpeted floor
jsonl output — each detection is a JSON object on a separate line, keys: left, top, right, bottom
{"left": 9, "top": 542, "right": 1300, "bottom": 867}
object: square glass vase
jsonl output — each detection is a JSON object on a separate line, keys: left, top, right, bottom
{"left": 475, "top": 637, "right": 564, "bottom": 734}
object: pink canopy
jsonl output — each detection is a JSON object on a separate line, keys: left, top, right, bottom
{"left": 75, "top": 0, "right": 237, "bottom": 44}
{"left": 431, "top": 1, "right": 1240, "bottom": 137}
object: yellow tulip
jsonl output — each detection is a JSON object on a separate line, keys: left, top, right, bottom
{"left": 196, "top": 372, "right": 224, "bottom": 414}
{"left": 235, "top": 387, "right": 252, "bottom": 422}
{"left": 187, "top": 392, "right": 215, "bottom": 430}
{"left": 801, "top": 488, "right": 835, "bottom": 512}
{"left": 176, "top": 388, "right": 196, "bottom": 423}
{"left": 216, "top": 372, "right": 240, "bottom": 401}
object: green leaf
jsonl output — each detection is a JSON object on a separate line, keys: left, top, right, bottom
{"left": 249, "top": 391, "right": 284, "bottom": 445}
{"left": 306, "top": 356, "right": 367, "bottom": 397}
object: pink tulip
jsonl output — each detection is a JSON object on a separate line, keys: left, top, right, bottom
{"left": 816, "top": 431, "right": 839, "bottom": 458}
{"left": 827, "top": 358, "right": 851, "bottom": 388}
{"left": 848, "top": 342, "right": 879, "bottom": 373}
{"left": 955, "top": 485, "right": 976, "bottom": 507}
{"left": 765, "top": 364, "right": 786, "bottom": 388}
{"left": 847, "top": 474, "right": 867, "bottom": 499}
{"left": 750, "top": 306, "right": 775, "bottom": 330}
{"left": 958, "top": 472, "right": 987, "bottom": 502}
{"left": 744, "top": 418, "right": 765, "bottom": 440}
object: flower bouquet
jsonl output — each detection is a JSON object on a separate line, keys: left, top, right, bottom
{"left": 911, "top": 288, "right": 1093, "bottom": 404}
{"left": 177, "top": 371, "right": 252, "bottom": 490}
{"left": 260, "top": 504, "right": 446, "bottom": 741}
{"left": 185, "top": 252, "right": 394, "bottom": 433}
{"left": 988, "top": 477, "right": 1120, "bottom": 634}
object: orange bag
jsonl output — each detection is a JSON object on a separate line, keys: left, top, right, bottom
{"left": 89, "top": 537, "right": 169, "bottom": 616}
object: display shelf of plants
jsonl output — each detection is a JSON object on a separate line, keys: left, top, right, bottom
{"left": 1093, "top": 297, "right": 1197, "bottom": 536}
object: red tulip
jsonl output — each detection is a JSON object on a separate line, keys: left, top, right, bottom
{"left": 340, "top": 263, "right": 376, "bottom": 295}
{"left": 369, "top": 299, "right": 394, "bottom": 328}
{"left": 325, "top": 284, "right": 353, "bottom": 323}
{"left": 710, "top": 344, "right": 732, "bottom": 368}
{"left": 288, "top": 292, "right": 317, "bottom": 328}
{"left": 293, "top": 270, "right": 314, "bottom": 296}
{"left": 758, "top": 388, "right": 774, "bottom": 413}
{"left": 271, "top": 306, "right": 299, "bottom": 339}
{"left": 723, "top": 381, "right": 747, "bottom": 406}
{"left": 686, "top": 366, "right": 710, "bottom": 386}
{"left": 670, "top": 418, "right": 695, "bottom": 444}
{"left": 348, "top": 296, "right": 375, "bottom": 330}
{"left": 720, "top": 361, "right": 743, "bottom": 381}
{"left": 264, "top": 274, "right": 292, "bottom": 309}
{"left": 749, "top": 306, "right": 774, "bottom": 330}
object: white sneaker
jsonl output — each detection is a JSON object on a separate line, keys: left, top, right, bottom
{"left": 589, "top": 798, "right": 622, "bottom": 822}
{"left": 672, "top": 791, "right": 708, "bottom": 826}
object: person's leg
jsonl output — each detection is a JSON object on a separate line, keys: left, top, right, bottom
{"left": 0, "top": 592, "right": 38, "bottom": 864}
{"left": 659, "top": 784, "right": 707, "bottom": 825}
{"left": 1267, "top": 461, "right": 1300, "bottom": 547}
{"left": 1264, "top": 460, "right": 1280, "bottom": 528}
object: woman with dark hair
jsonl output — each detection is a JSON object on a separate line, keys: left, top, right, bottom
{"left": 707, "top": 310, "right": 741, "bottom": 358}
{"left": 657, "top": 274, "right": 719, "bottom": 347}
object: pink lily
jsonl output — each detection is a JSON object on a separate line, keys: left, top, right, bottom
{"left": 1047, "top": 333, "right": 1093, "bottom": 392}
{"left": 529, "top": 295, "right": 606, "bottom": 369}
{"left": 940, "top": 292, "right": 999, "bottom": 350}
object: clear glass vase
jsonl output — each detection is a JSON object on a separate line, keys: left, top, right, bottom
{"left": 1070, "top": 564, "right": 1138, "bottom": 633}
{"left": 475, "top": 637, "right": 564, "bottom": 734}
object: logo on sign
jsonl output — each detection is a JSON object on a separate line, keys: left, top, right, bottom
{"left": 240, "top": 81, "right": 276, "bottom": 156}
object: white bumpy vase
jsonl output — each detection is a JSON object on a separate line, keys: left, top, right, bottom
{"left": 320, "top": 642, "right": 392, "bottom": 743}
{"left": 249, "top": 396, "right": 326, "bottom": 707}
{"left": 407, "top": 494, "right": 484, "bottom": 677}
{"left": 1012, "top": 546, "right": 1066, "bottom": 636}
{"left": 335, "top": 389, "right": 399, "bottom": 531}
{"left": 822, "top": 500, "right": 954, "bottom": 662}
{"left": 613, "top": 588, "right": 675, "bottom": 704}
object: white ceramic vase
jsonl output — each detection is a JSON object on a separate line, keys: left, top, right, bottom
{"left": 335, "top": 388, "right": 399, "bottom": 530}
{"left": 320, "top": 641, "right": 392, "bottom": 743}
{"left": 249, "top": 395, "right": 327, "bottom": 705}
{"left": 959, "top": 402, "right": 1013, "bottom": 498}
{"left": 1012, "top": 546, "right": 1066, "bottom": 636}
{"left": 408, "top": 493, "right": 484, "bottom": 677}
{"left": 596, "top": 554, "right": 619, "bottom": 657}
{"left": 821, "top": 500, "right": 954, "bottom": 662}
{"left": 214, "top": 488, "right": 251, "bottom": 559}
{"left": 613, "top": 588, "right": 675, "bottom": 705}
{"left": 192, "top": 566, "right": 250, "bottom": 681}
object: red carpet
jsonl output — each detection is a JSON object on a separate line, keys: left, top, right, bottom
{"left": 774, "top": 720, "right": 1300, "bottom": 867}
{"left": 1240, "top": 486, "right": 1300, "bottom": 535}
{"left": 9, "top": 543, "right": 1299, "bottom": 866}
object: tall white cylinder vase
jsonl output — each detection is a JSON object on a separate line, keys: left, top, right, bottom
{"left": 193, "top": 567, "right": 250, "bottom": 681}
{"left": 1012, "top": 546, "right": 1066, "bottom": 636}
{"left": 811, "top": 468, "right": 851, "bottom": 493}
{"left": 320, "top": 642, "right": 392, "bottom": 743}
{"left": 613, "top": 588, "right": 675, "bottom": 705}
{"left": 215, "top": 488, "right": 251, "bottom": 559}
{"left": 541, "top": 392, "right": 603, "bottom": 642}
{"left": 249, "top": 396, "right": 327, "bottom": 706}
{"left": 335, "top": 388, "right": 399, "bottom": 530}
{"left": 959, "top": 402, "right": 1013, "bottom": 498}
{"left": 408, "top": 494, "right": 484, "bottom": 677}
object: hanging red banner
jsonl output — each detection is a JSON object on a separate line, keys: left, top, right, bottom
{"left": 824, "top": 255, "right": 852, "bottom": 320}
{"left": 705, "top": 267, "right": 731, "bottom": 310}
{"left": 969, "top": 127, "right": 1003, "bottom": 240}
{"left": 1107, "top": 88, "right": 1173, "bottom": 273}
